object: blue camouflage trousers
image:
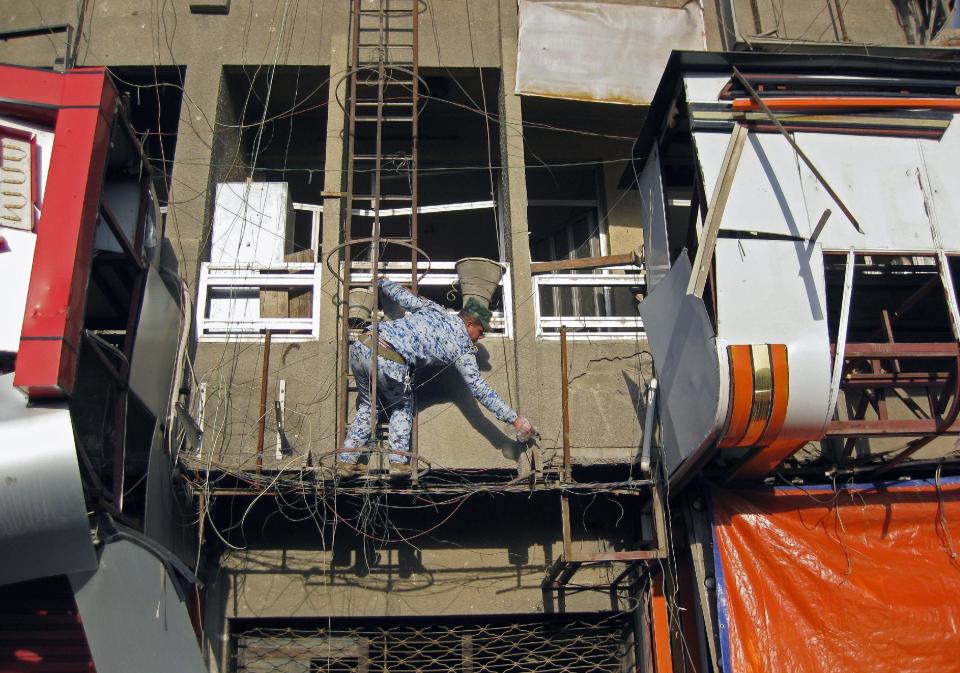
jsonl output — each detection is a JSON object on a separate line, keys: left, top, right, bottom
{"left": 340, "top": 339, "right": 413, "bottom": 464}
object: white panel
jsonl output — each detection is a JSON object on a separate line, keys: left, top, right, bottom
{"left": 0, "top": 228, "right": 36, "bottom": 352}
{"left": 130, "top": 267, "right": 182, "bottom": 418}
{"left": 918, "top": 117, "right": 960, "bottom": 252}
{"left": 516, "top": 1, "right": 705, "bottom": 104}
{"left": 211, "top": 182, "right": 291, "bottom": 265}
{"left": 714, "top": 238, "right": 832, "bottom": 439}
{"left": 796, "top": 134, "right": 934, "bottom": 251}
{"left": 70, "top": 538, "right": 206, "bottom": 673}
{"left": 0, "top": 373, "right": 97, "bottom": 586}
{"left": 682, "top": 74, "right": 731, "bottom": 104}
{"left": 638, "top": 255, "right": 724, "bottom": 475}
{"left": 694, "top": 130, "right": 812, "bottom": 238}
{"left": 638, "top": 144, "right": 670, "bottom": 289}
{"left": 208, "top": 293, "right": 260, "bottom": 323}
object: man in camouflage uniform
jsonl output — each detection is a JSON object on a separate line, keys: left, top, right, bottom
{"left": 340, "top": 278, "right": 535, "bottom": 474}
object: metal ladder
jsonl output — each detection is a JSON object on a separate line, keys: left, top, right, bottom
{"left": 337, "top": 0, "right": 421, "bottom": 471}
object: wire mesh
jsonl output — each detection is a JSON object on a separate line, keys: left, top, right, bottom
{"left": 235, "top": 617, "right": 629, "bottom": 673}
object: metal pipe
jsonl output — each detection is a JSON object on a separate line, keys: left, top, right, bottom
{"left": 640, "top": 378, "right": 658, "bottom": 477}
{"left": 560, "top": 325, "right": 571, "bottom": 481}
{"left": 255, "top": 330, "right": 272, "bottom": 473}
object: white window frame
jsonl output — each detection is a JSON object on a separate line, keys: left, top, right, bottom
{"left": 196, "top": 262, "right": 322, "bottom": 342}
{"left": 533, "top": 265, "right": 645, "bottom": 340}
{"left": 350, "top": 260, "right": 513, "bottom": 338}
{"left": 196, "top": 202, "right": 324, "bottom": 342}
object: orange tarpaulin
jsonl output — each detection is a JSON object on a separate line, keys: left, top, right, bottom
{"left": 711, "top": 480, "right": 960, "bottom": 673}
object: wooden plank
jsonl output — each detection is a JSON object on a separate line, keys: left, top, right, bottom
{"left": 687, "top": 122, "right": 748, "bottom": 297}
{"left": 260, "top": 250, "right": 315, "bottom": 318}
{"left": 530, "top": 250, "right": 640, "bottom": 275}
{"left": 286, "top": 249, "right": 315, "bottom": 318}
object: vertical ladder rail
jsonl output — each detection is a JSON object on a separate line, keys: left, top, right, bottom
{"left": 408, "top": 0, "right": 421, "bottom": 477}
{"left": 336, "top": 0, "right": 365, "bottom": 450}
{"left": 366, "top": 3, "right": 388, "bottom": 460}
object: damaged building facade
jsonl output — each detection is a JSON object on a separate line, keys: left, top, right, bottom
{"left": 1, "top": 2, "right": 959, "bottom": 673}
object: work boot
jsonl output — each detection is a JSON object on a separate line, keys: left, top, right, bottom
{"left": 337, "top": 457, "right": 365, "bottom": 478}
{"left": 389, "top": 462, "right": 413, "bottom": 479}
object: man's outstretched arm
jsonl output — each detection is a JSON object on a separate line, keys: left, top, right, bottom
{"left": 453, "top": 351, "right": 518, "bottom": 424}
{"left": 378, "top": 277, "right": 432, "bottom": 312}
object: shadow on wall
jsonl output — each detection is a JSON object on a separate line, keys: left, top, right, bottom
{"left": 415, "top": 343, "right": 522, "bottom": 461}
{"left": 621, "top": 371, "right": 647, "bottom": 463}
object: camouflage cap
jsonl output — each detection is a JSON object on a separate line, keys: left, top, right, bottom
{"left": 462, "top": 297, "right": 492, "bottom": 331}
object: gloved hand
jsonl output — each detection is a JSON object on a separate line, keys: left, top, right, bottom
{"left": 512, "top": 416, "right": 537, "bottom": 442}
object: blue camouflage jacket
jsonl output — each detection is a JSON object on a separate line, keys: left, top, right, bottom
{"left": 375, "top": 278, "right": 518, "bottom": 424}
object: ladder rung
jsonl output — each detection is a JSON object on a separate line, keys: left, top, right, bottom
{"left": 355, "top": 80, "right": 415, "bottom": 87}
{"left": 355, "top": 101, "right": 413, "bottom": 107}
{"left": 358, "top": 25, "right": 414, "bottom": 31}
{"left": 354, "top": 116, "right": 415, "bottom": 123}
{"left": 357, "top": 62, "right": 415, "bottom": 69}
{"left": 359, "top": 8, "right": 415, "bottom": 15}
{"left": 353, "top": 195, "right": 413, "bottom": 201}
{"left": 353, "top": 154, "right": 413, "bottom": 161}
{"left": 357, "top": 41, "right": 414, "bottom": 47}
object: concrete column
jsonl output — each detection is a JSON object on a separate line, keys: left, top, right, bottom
{"left": 498, "top": 0, "right": 539, "bottom": 427}
{"left": 317, "top": 35, "right": 350, "bottom": 446}
{"left": 165, "top": 58, "right": 223, "bottom": 293}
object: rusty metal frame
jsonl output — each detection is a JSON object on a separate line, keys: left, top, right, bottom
{"left": 542, "top": 329, "right": 668, "bottom": 612}
{"left": 820, "top": 253, "right": 960, "bottom": 476}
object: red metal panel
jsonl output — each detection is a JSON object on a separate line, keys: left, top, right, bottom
{"left": 60, "top": 69, "right": 113, "bottom": 108}
{"left": 0, "top": 65, "right": 64, "bottom": 108}
{"left": 12, "top": 69, "right": 116, "bottom": 399}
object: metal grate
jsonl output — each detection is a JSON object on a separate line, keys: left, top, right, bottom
{"left": 235, "top": 618, "right": 628, "bottom": 673}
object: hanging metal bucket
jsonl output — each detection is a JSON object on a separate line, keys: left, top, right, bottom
{"left": 455, "top": 257, "right": 504, "bottom": 309}
{"left": 348, "top": 287, "right": 375, "bottom": 323}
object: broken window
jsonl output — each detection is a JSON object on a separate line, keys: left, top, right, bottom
{"left": 198, "top": 66, "right": 329, "bottom": 341}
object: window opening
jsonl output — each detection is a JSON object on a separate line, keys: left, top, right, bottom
{"left": 108, "top": 66, "right": 186, "bottom": 206}
{"left": 346, "top": 68, "right": 510, "bottom": 334}
{"left": 522, "top": 96, "right": 644, "bottom": 338}
{"left": 198, "top": 66, "right": 329, "bottom": 341}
